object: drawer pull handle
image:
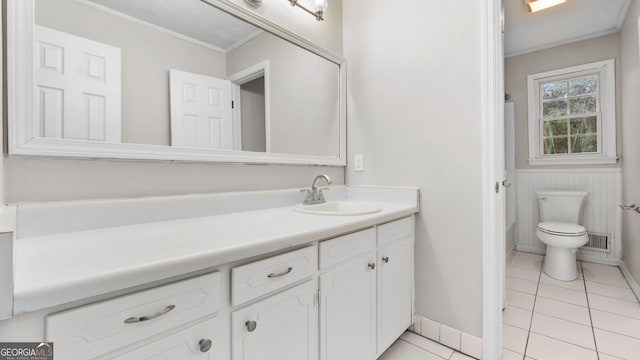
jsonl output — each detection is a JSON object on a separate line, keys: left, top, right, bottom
{"left": 368, "top": 262, "right": 376, "bottom": 270}
{"left": 382, "top": 256, "right": 389, "bottom": 264}
{"left": 246, "top": 320, "right": 258, "bottom": 332}
{"left": 199, "top": 338, "right": 213, "bottom": 353}
{"left": 124, "top": 304, "right": 175, "bottom": 324}
{"left": 267, "top": 267, "right": 293, "bottom": 278}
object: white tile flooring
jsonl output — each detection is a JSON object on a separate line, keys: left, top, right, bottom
{"left": 504, "top": 251, "right": 640, "bottom": 360}
{"left": 379, "top": 331, "right": 474, "bottom": 360}
{"left": 380, "top": 251, "right": 640, "bottom": 360}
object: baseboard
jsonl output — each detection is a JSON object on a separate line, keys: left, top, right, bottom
{"left": 515, "top": 245, "right": 545, "bottom": 255}
{"left": 506, "top": 245, "right": 516, "bottom": 265}
{"left": 516, "top": 245, "right": 621, "bottom": 266}
{"left": 576, "top": 254, "right": 620, "bottom": 266}
{"left": 620, "top": 260, "right": 640, "bottom": 302}
{"left": 412, "top": 314, "right": 482, "bottom": 359}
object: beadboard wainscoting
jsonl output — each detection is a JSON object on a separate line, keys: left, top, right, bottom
{"left": 515, "top": 168, "right": 622, "bottom": 265}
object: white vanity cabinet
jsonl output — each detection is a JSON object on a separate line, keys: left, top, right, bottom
{"left": 45, "top": 272, "right": 222, "bottom": 360}
{"left": 112, "top": 317, "right": 219, "bottom": 360}
{"left": 320, "top": 253, "right": 377, "bottom": 360}
{"left": 231, "top": 280, "right": 318, "bottom": 360}
{"left": 230, "top": 245, "right": 318, "bottom": 360}
{"left": 319, "top": 217, "right": 415, "bottom": 360}
{"left": 12, "top": 215, "right": 414, "bottom": 360}
{"left": 377, "top": 235, "right": 413, "bottom": 353}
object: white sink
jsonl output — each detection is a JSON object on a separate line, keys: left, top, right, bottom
{"left": 294, "top": 201, "right": 381, "bottom": 216}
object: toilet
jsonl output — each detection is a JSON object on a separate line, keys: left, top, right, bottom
{"left": 536, "top": 190, "right": 589, "bottom": 281}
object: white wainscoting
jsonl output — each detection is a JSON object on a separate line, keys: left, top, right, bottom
{"left": 515, "top": 168, "right": 622, "bottom": 264}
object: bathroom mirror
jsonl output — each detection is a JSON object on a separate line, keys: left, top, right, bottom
{"left": 7, "top": 0, "right": 346, "bottom": 165}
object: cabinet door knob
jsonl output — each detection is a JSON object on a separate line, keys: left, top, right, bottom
{"left": 199, "top": 338, "right": 212, "bottom": 353}
{"left": 368, "top": 262, "right": 376, "bottom": 270}
{"left": 382, "top": 256, "right": 389, "bottom": 264}
{"left": 246, "top": 320, "right": 258, "bottom": 332}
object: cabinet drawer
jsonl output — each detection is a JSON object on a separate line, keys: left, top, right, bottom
{"left": 377, "top": 217, "right": 413, "bottom": 247}
{"left": 232, "top": 246, "right": 317, "bottom": 306}
{"left": 113, "top": 317, "right": 220, "bottom": 360}
{"left": 46, "top": 272, "right": 221, "bottom": 360}
{"left": 319, "top": 228, "right": 375, "bottom": 269}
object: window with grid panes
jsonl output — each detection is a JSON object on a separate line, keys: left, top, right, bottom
{"left": 540, "top": 74, "right": 599, "bottom": 155}
{"left": 526, "top": 59, "right": 617, "bottom": 165}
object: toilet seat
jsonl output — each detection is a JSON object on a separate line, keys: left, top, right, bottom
{"left": 537, "top": 222, "right": 586, "bottom": 237}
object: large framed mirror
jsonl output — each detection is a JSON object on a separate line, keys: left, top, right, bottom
{"left": 7, "top": 0, "right": 346, "bottom": 165}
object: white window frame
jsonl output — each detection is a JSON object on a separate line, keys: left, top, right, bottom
{"left": 527, "top": 59, "right": 617, "bottom": 165}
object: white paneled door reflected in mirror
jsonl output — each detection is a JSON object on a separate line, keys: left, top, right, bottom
{"left": 8, "top": 0, "right": 346, "bottom": 165}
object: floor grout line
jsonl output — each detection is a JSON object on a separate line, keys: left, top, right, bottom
{"left": 521, "top": 257, "right": 544, "bottom": 358}
{"left": 582, "top": 261, "right": 601, "bottom": 360}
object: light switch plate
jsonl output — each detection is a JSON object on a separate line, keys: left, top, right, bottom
{"left": 354, "top": 154, "right": 364, "bottom": 172}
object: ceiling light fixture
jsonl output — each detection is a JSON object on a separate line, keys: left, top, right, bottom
{"left": 524, "top": 0, "right": 566, "bottom": 13}
{"left": 289, "top": 0, "right": 328, "bottom": 21}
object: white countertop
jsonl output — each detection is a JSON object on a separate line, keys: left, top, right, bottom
{"left": 11, "top": 186, "right": 418, "bottom": 314}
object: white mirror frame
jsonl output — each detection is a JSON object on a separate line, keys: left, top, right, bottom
{"left": 7, "top": 0, "right": 347, "bottom": 166}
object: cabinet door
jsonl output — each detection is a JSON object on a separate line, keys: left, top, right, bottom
{"left": 112, "top": 317, "right": 219, "bottom": 360}
{"left": 377, "top": 237, "right": 413, "bottom": 354}
{"left": 231, "top": 280, "right": 317, "bottom": 360}
{"left": 320, "top": 252, "right": 376, "bottom": 360}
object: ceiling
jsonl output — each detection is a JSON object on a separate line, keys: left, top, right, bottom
{"left": 504, "top": 0, "right": 631, "bottom": 57}
{"left": 87, "top": 0, "right": 262, "bottom": 52}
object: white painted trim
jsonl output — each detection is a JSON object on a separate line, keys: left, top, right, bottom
{"left": 516, "top": 245, "right": 622, "bottom": 266}
{"left": 481, "top": 0, "right": 503, "bottom": 358}
{"left": 505, "top": 28, "right": 621, "bottom": 58}
{"left": 577, "top": 254, "right": 620, "bottom": 266}
{"left": 73, "top": 0, "right": 227, "bottom": 54}
{"left": 516, "top": 245, "right": 546, "bottom": 256}
{"left": 516, "top": 167, "right": 622, "bottom": 174}
{"left": 7, "top": 0, "right": 347, "bottom": 167}
{"left": 620, "top": 260, "right": 640, "bottom": 302}
{"left": 225, "top": 28, "right": 264, "bottom": 53}
{"left": 526, "top": 59, "right": 617, "bottom": 166}
{"left": 527, "top": 156, "right": 619, "bottom": 166}
{"left": 616, "top": 0, "right": 633, "bottom": 30}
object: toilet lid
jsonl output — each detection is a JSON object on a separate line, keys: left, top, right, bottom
{"left": 538, "top": 222, "right": 587, "bottom": 236}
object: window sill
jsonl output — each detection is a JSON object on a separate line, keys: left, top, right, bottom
{"left": 527, "top": 156, "right": 619, "bottom": 166}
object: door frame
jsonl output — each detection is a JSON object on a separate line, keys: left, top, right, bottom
{"left": 481, "top": 0, "right": 504, "bottom": 359}
{"left": 228, "top": 60, "right": 271, "bottom": 153}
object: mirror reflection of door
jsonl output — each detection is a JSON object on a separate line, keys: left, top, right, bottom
{"left": 34, "top": 25, "right": 122, "bottom": 142}
{"left": 169, "top": 69, "right": 234, "bottom": 150}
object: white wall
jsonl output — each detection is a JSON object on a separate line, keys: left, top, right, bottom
{"left": 620, "top": 2, "right": 640, "bottom": 282}
{"left": 4, "top": 0, "right": 345, "bottom": 203}
{"left": 343, "top": 1, "right": 485, "bottom": 337}
{"left": 226, "top": 32, "right": 340, "bottom": 157}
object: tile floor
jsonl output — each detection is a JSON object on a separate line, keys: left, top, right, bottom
{"left": 504, "top": 251, "right": 640, "bottom": 359}
{"left": 379, "top": 331, "right": 474, "bottom": 360}
{"left": 380, "top": 251, "right": 640, "bottom": 360}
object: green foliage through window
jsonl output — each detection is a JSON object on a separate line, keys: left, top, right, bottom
{"left": 540, "top": 75, "right": 599, "bottom": 155}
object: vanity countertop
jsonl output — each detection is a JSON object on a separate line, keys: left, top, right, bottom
{"left": 10, "top": 186, "right": 419, "bottom": 314}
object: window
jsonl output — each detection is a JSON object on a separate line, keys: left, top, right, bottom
{"left": 527, "top": 59, "right": 617, "bottom": 165}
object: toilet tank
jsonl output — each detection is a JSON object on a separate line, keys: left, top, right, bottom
{"left": 536, "top": 190, "right": 588, "bottom": 224}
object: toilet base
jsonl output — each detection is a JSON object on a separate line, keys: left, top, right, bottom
{"left": 544, "top": 246, "right": 579, "bottom": 281}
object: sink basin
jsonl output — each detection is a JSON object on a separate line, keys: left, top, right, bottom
{"left": 294, "top": 201, "right": 381, "bottom": 216}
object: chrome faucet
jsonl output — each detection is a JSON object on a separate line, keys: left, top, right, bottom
{"left": 301, "top": 174, "right": 332, "bottom": 205}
